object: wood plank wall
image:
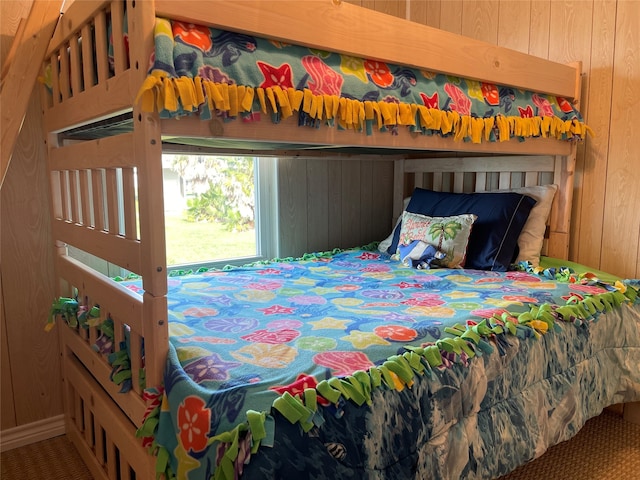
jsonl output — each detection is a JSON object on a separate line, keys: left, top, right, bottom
{"left": 277, "top": 158, "right": 394, "bottom": 256}
{"left": 392, "top": 0, "right": 639, "bottom": 278}
{"left": 1, "top": 0, "right": 638, "bottom": 434}
{"left": 1, "top": 0, "right": 62, "bottom": 431}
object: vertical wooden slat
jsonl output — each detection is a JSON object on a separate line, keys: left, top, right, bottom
{"left": 106, "top": 438, "right": 117, "bottom": 480}
{"left": 50, "top": 170, "right": 63, "bottom": 218}
{"left": 58, "top": 45, "right": 70, "bottom": 100}
{"left": 487, "top": 172, "right": 499, "bottom": 190}
{"left": 60, "top": 335, "right": 76, "bottom": 433}
{"left": 120, "top": 462, "right": 133, "bottom": 480}
{"left": 94, "top": 10, "right": 110, "bottom": 83}
{"left": 69, "top": 33, "right": 82, "bottom": 95}
{"left": 498, "top": 171, "right": 511, "bottom": 190}
{"left": 89, "top": 321, "right": 98, "bottom": 347}
{"left": 422, "top": 173, "right": 435, "bottom": 190}
{"left": 414, "top": 172, "right": 424, "bottom": 189}
{"left": 78, "top": 315, "right": 89, "bottom": 341}
{"left": 74, "top": 394, "right": 83, "bottom": 432}
{"left": 432, "top": 171, "right": 443, "bottom": 191}
{"left": 113, "top": 318, "right": 124, "bottom": 353}
{"left": 475, "top": 171, "right": 487, "bottom": 191}
{"left": 99, "top": 310, "right": 110, "bottom": 353}
{"left": 59, "top": 171, "right": 70, "bottom": 222}
{"left": 95, "top": 422, "right": 105, "bottom": 466}
{"left": 443, "top": 172, "right": 453, "bottom": 192}
{"left": 81, "top": 24, "right": 96, "bottom": 90}
{"left": 105, "top": 168, "right": 119, "bottom": 235}
{"left": 122, "top": 167, "right": 138, "bottom": 240}
{"left": 524, "top": 171, "right": 538, "bottom": 187}
{"left": 86, "top": 293, "right": 98, "bottom": 346}
{"left": 453, "top": 171, "right": 464, "bottom": 193}
{"left": 79, "top": 169, "right": 91, "bottom": 227}
{"left": 83, "top": 402, "right": 93, "bottom": 447}
{"left": 110, "top": 0, "right": 128, "bottom": 74}
{"left": 547, "top": 152, "right": 576, "bottom": 259}
{"left": 510, "top": 171, "right": 522, "bottom": 188}
{"left": 92, "top": 169, "right": 106, "bottom": 231}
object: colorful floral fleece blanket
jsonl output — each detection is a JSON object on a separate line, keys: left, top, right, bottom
{"left": 118, "top": 248, "right": 640, "bottom": 480}
{"left": 136, "top": 18, "right": 592, "bottom": 144}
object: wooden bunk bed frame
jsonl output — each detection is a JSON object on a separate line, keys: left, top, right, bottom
{"left": 41, "top": 1, "right": 589, "bottom": 478}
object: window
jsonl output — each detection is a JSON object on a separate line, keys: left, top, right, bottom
{"left": 162, "top": 154, "right": 279, "bottom": 269}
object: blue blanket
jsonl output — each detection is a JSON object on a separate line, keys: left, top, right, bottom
{"left": 120, "top": 249, "right": 640, "bottom": 479}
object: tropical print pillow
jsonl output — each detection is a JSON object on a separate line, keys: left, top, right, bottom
{"left": 397, "top": 212, "right": 477, "bottom": 268}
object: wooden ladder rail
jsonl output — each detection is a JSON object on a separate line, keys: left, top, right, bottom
{"left": 0, "top": 0, "right": 63, "bottom": 189}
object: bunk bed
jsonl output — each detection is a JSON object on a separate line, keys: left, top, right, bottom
{"left": 41, "top": 1, "right": 640, "bottom": 479}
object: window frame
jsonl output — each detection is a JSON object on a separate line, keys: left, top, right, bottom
{"left": 164, "top": 154, "right": 279, "bottom": 272}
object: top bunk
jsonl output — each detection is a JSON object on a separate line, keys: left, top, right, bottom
{"left": 41, "top": 0, "right": 589, "bottom": 157}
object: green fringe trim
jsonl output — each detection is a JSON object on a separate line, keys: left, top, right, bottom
{"left": 47, "top": 299, "right": 145, "bottom": 393}
{"left": 135, "top": 71, "right": 593, "bottom": 144}
{"left": 115, "top": 242, "right": 380, "bottom": 282}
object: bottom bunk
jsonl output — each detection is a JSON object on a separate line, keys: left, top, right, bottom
{"left": 57, "top": 247, "right": 640, "bottom": 480}
{"left": 48, "top": 153, "right": 640, "bottom": 480}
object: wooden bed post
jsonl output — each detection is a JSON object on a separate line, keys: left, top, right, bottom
{"left": 392, "top": 159, "right": 405, "bottom": 226}
{"left": 127, "top": 0, "right": 168, "bottom": 389}
{"left": 547, "top": 151, "right": 577, "bottom": 260}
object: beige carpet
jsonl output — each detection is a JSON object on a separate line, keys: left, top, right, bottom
{"left": 1, "top": 435, "right": 92, "bottom": 479}
{"left": 498, "top": 410, "right": 640, "bottom": 480}
{"left": 1, "top": 411, "right": 639, "bottom": 479}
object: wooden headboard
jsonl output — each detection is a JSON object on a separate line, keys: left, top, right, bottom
{"left": 394, "top": 154, "right": 575, "bottom": 260}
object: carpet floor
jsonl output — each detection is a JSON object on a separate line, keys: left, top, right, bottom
{"left": 1, "top": 410, "right": 639, "bottom": 479}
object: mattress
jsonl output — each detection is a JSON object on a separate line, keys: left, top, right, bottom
{"left": 119, "top": 247, "right": 640, "bottom": 479}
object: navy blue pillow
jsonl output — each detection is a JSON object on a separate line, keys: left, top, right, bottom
{"left": 387, "top": 188, "right": 536, "bottom": 271}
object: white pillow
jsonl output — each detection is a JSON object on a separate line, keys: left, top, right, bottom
{"left": 495, "top": 184, "right": 558, "bottom": 266}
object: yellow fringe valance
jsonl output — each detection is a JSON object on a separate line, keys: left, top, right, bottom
{"left": 135, "top": 71, "right": 593, "bottom": 144}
